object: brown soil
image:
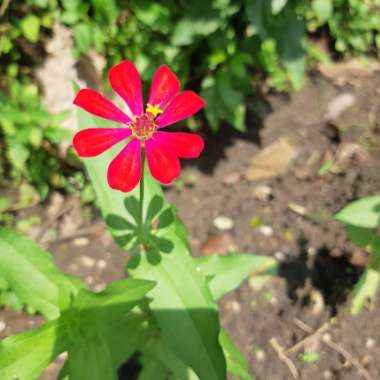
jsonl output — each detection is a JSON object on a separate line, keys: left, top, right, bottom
{"left": 1, "top": 71, "right": 380, "bottom": 380}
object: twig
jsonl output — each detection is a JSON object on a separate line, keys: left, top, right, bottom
{"left": 270, "top": 337, "right": 299, "bottom": 379}
{"left": 49, "top": 224, "right": 103, "bottom": 245}
{"left": 294, "top": 319, "right": 373, "bottom": 380}
{"left": 322, "top": 334, "right": 374, "bottom": 380}
{"left": 285, "top": 322, "right": 329, "bottom": 354}
{"left": 36, "top": 204, "right": 73, "bottom": 242}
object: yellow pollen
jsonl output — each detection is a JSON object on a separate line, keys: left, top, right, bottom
{"left": 146, "top": 103, "right": 163, "bottom": 118}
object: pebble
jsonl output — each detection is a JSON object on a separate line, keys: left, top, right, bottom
{"left": 96, "top": 259, "right": 107, "bottom": 270}
{"left": 0, "top": 321, "right": 6, "bottom": 333}
{"left": 323, "top": 370, "right": 333, "bottom": 379}
{"left": 307, "top": 247, "right": 317, "bottom": 257}
{"left": 366, "top": 337, "right": 376, "bottom": 349}
{"left": 274, "top": 251, "right": 286, "bottom": 262}
{"left": 93, "top": 282, "right": 107, "bottom": 292}
{"left": 325, "top": 92, "right": 356, "bottom": 120}
{"left": 213, "top": 216, "right": 234, "bottom": 231}
{"left": 222, "top": 172, "right": 241, "bottom": 186}
{"left": 80, "top": 255, "right": 96, "bottom": 268}
{"left": 253, "top": 185, "right": 273, "bottom": 201}
{"left": 200, "top": 233, "right": 235, "bottom": 255}
{"left": 73, "top": 237, "right": 89, "bottom": 247}
{"left": 258, "top": 225, "right": 273, "bottom": 237}
{"left": 230, "top": 301, "right": 241, "bottom": 313}
{"left": 256, "top": 349, "right": 266, "bottom": 362}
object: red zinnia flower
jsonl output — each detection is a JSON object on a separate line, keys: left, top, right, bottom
{"left": 73, "top": 60, "right": 205, "bottom": 192}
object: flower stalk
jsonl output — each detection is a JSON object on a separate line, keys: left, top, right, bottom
{"left": 138, "top": 150, "right": 146, "bottom": 244}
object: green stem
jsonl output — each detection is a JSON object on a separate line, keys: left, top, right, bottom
{"left": 139, "top": 150, "right": 146, "bottom": 243}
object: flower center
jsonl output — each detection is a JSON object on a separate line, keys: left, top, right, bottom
{"left": 129, "top": 113, "right": 157, "bottom": 140}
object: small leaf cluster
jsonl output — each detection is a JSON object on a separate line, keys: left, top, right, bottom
{"left": 304, "top": 0, "right": 380, "bottom": 56}
{"left": 335, "top": 196, "right": 380, "bottom": 315}
{"left": 0, "top": 67, "right": 71, "bottom": 198}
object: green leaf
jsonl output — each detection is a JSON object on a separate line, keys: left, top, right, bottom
{"left": 312, "top": 0, "right": 333, "bottom": 23}
{"left": 0, "top": 228, "right": 84, "bottom": 319}
{"left": 59, "top": 311, "right": 154, "bottom": 380}
{"left": 73, "top": 23, "right": 93, "bottom": 54}
{"left": 68, "top": 334, "right": 116, "bottom": 380}
{"left": 245, "top": 0, "right": 306, "bottom": 89}
{"left": 271, "top": 0, "right": 287, "bottom": 15}
{"left": 335, "top": 196, "right": 380, "bottom": 228}
{"left": 171, "top": 1, "right": 221, "bottom": 46}
{"left": 75, "top": 104, "right": 226, "bottom": 379}
{"left": 219, "top": 329, "right": 255, "bottom": 380}
{"left": 7, "top": 142, "right": 29, "bottom": 171}
{"left": 128, "top": 227, "right": 227, "bottom": 380}
{"left": 201, "top": 77, "right": 220, "bottom": 132}
{"left": 138, "top": 359, "right": 168, "bottom": 380}
{"left": 0, "top": 320, "right": 69, "bottom": 380}
{"left": 71, "top": 278, "right": 155, "bottom": 334}
{"left": 20, "top": 15, "right": 41, "bottom": 43}
{"left": 195, "top": 254, "right": 278, "bottom": 300}
{"left": 140, "top": 338, "right": 199, "bottom": 380}
{"left": 90, "top": 0, "right": 119, "bottom": 24}
{"left": 351, "top": 268, "right": 380, "bottom": 315}
{"left": 104, "top": 312, "right": 155, "bottom": 371}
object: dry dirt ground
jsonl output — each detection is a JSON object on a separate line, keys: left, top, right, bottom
{"left": 1, "top": 69, "right": 380, "bottom": 380}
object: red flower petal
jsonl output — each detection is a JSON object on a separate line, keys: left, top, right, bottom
{"left": 148, "top": 64, "right": 180, "bottom": 109}
{"left": 109, "top": 60, "right": 143, "bottom": 116}
{"left": 154, "top": 131, "right": 204, "bottom": 158}
{"left": 145, "top": 136, "right": 180, "bottom": 184}
{"left": 73, "top": 89, "right": 130, "bottom": 123}
{"left": 107, "top": 139, "right": 142, "bottom": 192}
{"left": 73, "top": 128, "right": 131, "bottom": 157}
{"left": 156, "top": 91, "right": 205, "bottom": 128}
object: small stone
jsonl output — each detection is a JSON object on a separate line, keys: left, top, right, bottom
{"left": 349, "top": 248, "right": 371, "bottom": 267}
{"left": 200, "top": 233, "right": 235, "bottom": 255}
{"left": 288, "top": 203, "right": 307, "bottom": 216}
{"left": 325, "top": 93, "right": 355, "bottom": 120}
{"left": 230, "top": 301, "right": 241, "bottom": 313}
{"left": 93, "top": 282, "right": 106, "bottom": 292}
{"left": 85, "top": 275, "right": 94, "bottom": 285}
{"left": 323, "top": 370, "right": 333, "bottom": 379}
{"left": 258, "top": 225, "right": 273, "bottom": 237}
{"left": 322, "top": 333, "right": 332, "bottom": 343}
{"left": 80, "top": 255, "right": 96, "bottom": 268}
{"left": 222, "top": 172, "right": 241, "bottom": 186}
{"left": 96, "top": 259, "right": 107, "bottom": 270}
{"left": 73, "top": 237, "right": 89, "bottom": 247}
{"left": 366, "top": 337, "right": 376, "bottom": 349}
{"left": 361, "top": 354, "right": 371, "bottom": 367}
{"left": 307, "top": 247, "right": 317, "bottom": 257}
{"left": 213, "top": 216, "right": 234, "bottom": 231}
{"left": 274, "top": 251, "right": 286, "bottom": 262}
{"left": 246, "top": 138, "right": 298, "bottom": 181}
{"left": 256, "top": 349, "right": 266, "bottom": 362}
{"left": 253, "top": 185, "right": 273, "bottom": 201}
{"left": 0, "top": 321, "right": 6, "bottom": 333}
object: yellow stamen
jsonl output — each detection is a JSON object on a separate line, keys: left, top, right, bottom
{"left": 146, "top": 103, "right": 163, "bottom": 118}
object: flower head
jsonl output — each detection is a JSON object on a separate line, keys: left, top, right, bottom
{"left": 73, "top": 60, "right": 205, "bottom": 192}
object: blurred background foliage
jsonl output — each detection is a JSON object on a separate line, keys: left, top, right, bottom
{"left": 0, "top": 0, "right": 380, "bottom": 197}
